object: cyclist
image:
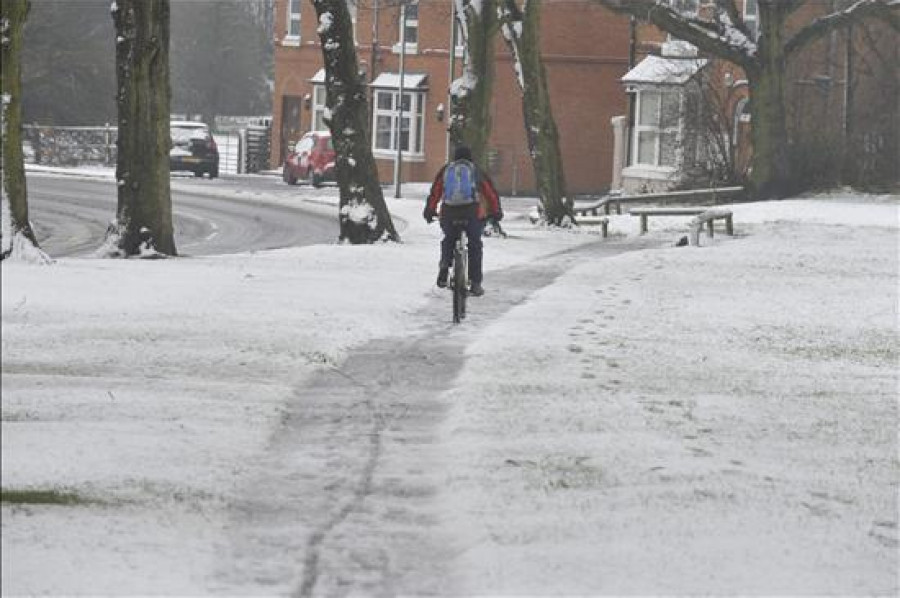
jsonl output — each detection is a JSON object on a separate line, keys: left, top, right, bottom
{"left": 423, "top": 145, "right": 503, "bottom": 296}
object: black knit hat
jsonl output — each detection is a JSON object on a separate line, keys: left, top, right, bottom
{"left": 453, "top": 145, "right": 473, "bottom": 161}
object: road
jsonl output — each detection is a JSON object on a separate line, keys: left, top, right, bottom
{"left": 26, "top": 172, "right": 339, "bottom": 257}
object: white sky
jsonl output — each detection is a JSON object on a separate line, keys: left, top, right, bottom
{"left": 2, "top": 172, "right": 898, "bottom": 595}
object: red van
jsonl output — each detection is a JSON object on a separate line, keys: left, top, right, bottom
{"left": 282, "top": 131, "right": 336, "bottom": 187}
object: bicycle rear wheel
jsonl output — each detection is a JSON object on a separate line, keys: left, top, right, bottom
{"left": 452, "top": 240, "right": 467, "bottom": 323}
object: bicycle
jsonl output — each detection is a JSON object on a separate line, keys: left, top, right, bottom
{"left": 449, "top": 219, "right": 469, "bottom": 324}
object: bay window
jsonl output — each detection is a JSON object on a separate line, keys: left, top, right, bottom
{"left": 372, "top": 88, "right": 425, "bottom": 157}
{"left": 633, "top": 90, "right": 680, "bottom": 168}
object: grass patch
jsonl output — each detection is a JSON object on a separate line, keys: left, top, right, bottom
{"left": 1, "top": 488, "right": 92, "bottom": 506}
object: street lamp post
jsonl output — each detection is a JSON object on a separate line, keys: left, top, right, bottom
{"left": 393, "top": 2, "right": 408, "bottom": 199}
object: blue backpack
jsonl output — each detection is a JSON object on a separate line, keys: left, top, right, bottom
{"left": 442, "top": 160, "right": 477, "bottom": 206}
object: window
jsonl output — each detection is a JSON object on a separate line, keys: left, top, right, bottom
{"left": 733, "top": 96, "right": 751, "bottom": 142}
{"left": 632, "top": 90, "right": 680, "bottom": 168}
{"left": 372, "top": 89, "right": 425, "bottom": 156}
{"left": 743, "top": 0, "right": 759, "bottom": 41}
{"left": 285, "top": 0, "right": 301, "bottom": 44}
{"left": 394, "top": 2, "right": 419, "bottom": 52}
{"left": 312, "top": 84, "right": 328, "bottom": 131}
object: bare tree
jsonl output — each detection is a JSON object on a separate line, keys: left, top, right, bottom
{"left": 105, "top": 0, "right": 176, "bottom": 257}
{"left": 449, "top": 0, "right": 499, "bottom": 164}
{"left": 497, "top": 0, "right": 573, "bottom": 225}
{"left": 596, "top": 0, "right": 899, "bottom": 199}
{"left": 311, "top": 0, "right": 400, "bottom": 243}
{"left": 679, "top": 68, "right": 749, "bottom": 188}
{"left": 1, "top": 0, "right": 50, "bottom": 262}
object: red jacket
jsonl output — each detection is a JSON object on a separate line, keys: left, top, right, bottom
{"left": 426, "top": 162, "right": 502, "bottom": 220}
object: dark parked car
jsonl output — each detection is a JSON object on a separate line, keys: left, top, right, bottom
{"left": 283, "top": 131, "right": 335, "bottom": 187}
{"left": 170, "top": 121, "right": 219, "bottom": 178}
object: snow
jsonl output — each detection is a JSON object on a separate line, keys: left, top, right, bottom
{"left": 317, "top": 12, "right": 333, "bottom": 35}
{"left": 450, "top": 70, "right": 478, "bottom": 98}
{"left": 2, "top": 175, "right": 898, "bottom": 595}
{"left": 369, "top": 72, "right": 428, "bottom": 90}
{"left": 622, "top": 54, "right": 708, "bottom": 85}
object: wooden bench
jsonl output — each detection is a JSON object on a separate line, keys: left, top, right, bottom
{"left": 629, "top": 206, "right": 733, "bottom": 237}
{"left": 574, "top": 186, "right": 745, "bottom": 218}
{"left": 689, "top": 208, "right": 734, "bottom": 245}
{"left": 630, "top": 207, "right": 705, "bottom": 234}
{"left": 576, "top": 215, "right": 609, "bottom": 238}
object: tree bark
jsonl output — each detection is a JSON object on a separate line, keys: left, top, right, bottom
{"left": 449, "top": 0, "right": 498, "bottom": 165}
{"left": 1, "top": 0, "right": 49, "bottom": 262}
{"left": 311, "top": 0, "right": 399, "bottom": 243}
{"left": 109, "top": 0, "right": 176, "bottom": 257}
{"left": 498, "top": 0, "right": 573, "bottom": 225}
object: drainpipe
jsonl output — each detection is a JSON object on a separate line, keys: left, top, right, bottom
{"left": 625, "top": 16, "right": 637, "bottom": 171}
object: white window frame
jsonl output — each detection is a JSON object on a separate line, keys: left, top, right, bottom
{"left": 284, "top": 0, "right": 302, "bottom": 46}
{"left": 393, "top": 2, "right": 419, "bottom": 55}
{"left": 743, "top": 0, "right": 759, "bottom": 41}
{"left": 631, "top": 89, "right": 681, "bottom": 169}
{"left": 372, "top": 88, "right": 426, "bottom": 159}
{"left": 312, "top": 84, "right": 328, "bottom": 132}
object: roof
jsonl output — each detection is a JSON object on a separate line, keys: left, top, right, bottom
{"left": 308, "top": 69, "right": 429, "bottom": 90}
{"left": 369, "top": 72, "right": 428, "bottom": 90}
{"left": 621, "top": 55, "right": 707, "bottom": 86}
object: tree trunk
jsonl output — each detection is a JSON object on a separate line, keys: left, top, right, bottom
{"left": 747, "top": 2, "right": 793, "bottom": 199}
{"left": 449, "top": 0, "right": 498, "bottom": 165}
{"left": 1, "top": 0, "right": 49, "bottom": 262}
{"left": 311, "top": 0, "right": 399, "bottom": 243}
{"left": 499, "top": 0, "right": 573, "bottom": 225}
{"left": 108, "top": 0, "right": 176, "bottom": 257}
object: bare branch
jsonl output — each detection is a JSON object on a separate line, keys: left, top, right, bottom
{"left": 785, "top": 0, "right": 900, "bottom": 55}
{"left": 596, "top": 0, "right": 757, "bottom": 68}
{"left": 715, "top": 0, "right": 748, "bottom": 37}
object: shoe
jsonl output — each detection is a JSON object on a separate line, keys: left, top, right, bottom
{"left": 436, "top": 268, "right": 449, "bottom": 288}
{"left": 469, "top": 282, "right": 484, "bottom": 297}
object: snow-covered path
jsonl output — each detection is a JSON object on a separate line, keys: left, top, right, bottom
{"left": 3, "top": 186, "right": 897, "bottom": 595}
{"left": 213, "top": 238, "right": 655, "bottom": 595}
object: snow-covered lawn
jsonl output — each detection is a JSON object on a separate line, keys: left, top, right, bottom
{"left": 2, "top": 179, "right": 897, "bottom": 595}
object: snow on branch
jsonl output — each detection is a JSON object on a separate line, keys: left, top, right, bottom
{"left": 785, "top": 0, "right": 900, "bottom": 55}
{"left": 497, "top": 0, "right": 526, "bottom": 91}
{"left": 597, "top": 0, "right": 757, "bottom": 67}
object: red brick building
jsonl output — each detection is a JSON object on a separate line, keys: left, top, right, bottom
{"left": 271, "top": 0, "right": 632, "bottom": 195}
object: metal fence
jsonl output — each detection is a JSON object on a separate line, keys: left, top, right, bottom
{"left": 24, "top": 124, "right": 117, "bottom": 167}
{"left": 23, "top": 119, "right": 271, "bottom": 175}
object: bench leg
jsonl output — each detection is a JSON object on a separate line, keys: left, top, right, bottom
{"left": 616, "top": 202, "right": 622, "bottom": 216}
{"left": 707, "top": 220, "right": 714, "bottom": 238}
{"left": 601, "top": 220, "right": 608, "bottom": 238}
{"left": 640, "top": 214, "right": 648, "bottom": 234}
{"left": 726, "top": 215, "right": 733, "bottom": 235}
